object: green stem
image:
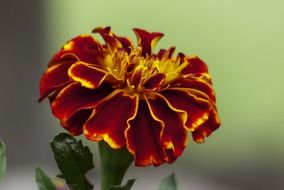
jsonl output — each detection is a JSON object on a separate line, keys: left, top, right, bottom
{"left": 99, "top": 141, "right": 133, "bottom": 190}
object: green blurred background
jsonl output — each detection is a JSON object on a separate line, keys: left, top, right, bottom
{"left": 1, "top": 0, "right": 283, "bottom": 189}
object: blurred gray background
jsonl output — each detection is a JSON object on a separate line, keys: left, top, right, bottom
{"left": 0, "top": 0, "right": 284, "bottom": 189}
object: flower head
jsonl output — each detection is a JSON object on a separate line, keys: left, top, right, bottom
{"left": 39, "top": 26, "right": 220, "bottom": 166}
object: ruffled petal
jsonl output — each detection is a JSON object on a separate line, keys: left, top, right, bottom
{"left": 172, "top": 78, "right": 216, "bottom": 103}
{"left": 83, "top": 91, "right": 138, "bottom": 149}
{"left": 92, "top": 26, "right": 111, "bottom": 34}
{"left": 130, "top": 65, "right": 143, "bottom": 87}
{"left": 161, "top": 89, "right": 211, "bottom": 131}
{"left": 39, "top": 62, "right": 73, "bottom": 102}
{"left": 143, "top": 73, "right": 166, "bottom": 91}
{"left": 94, "top": 26, "right": 134, "bottom": 53}
{"left": 157, "top": 47, "right": 176, "bottom": 60}
{"left": 147, "top": 94, "right": 188, "bottom": 162}
{"left": 49, "top": 35, "right": 102, "bottom": 66}
{"left": 51, "top": 82, "right": 113, "bottom": 120}
{"left": 192, "top": 108, "right": 221, "bottom": 143}
{"left": 113, "top": 35, "right": 134, "bottom": 54}
{"left": 133, "top": 28, "right": 164, "bottom": 56}
{"left": 92, "top": 26, "right": 123, "bottom": 53}
{"left": 167, "top": 86, "right": 213, "bottom": 105}
{"left": 60, "top": 109, "right": 93, "bottom": 136}
{"left": 68, "top": 62, "right": 119, "bottom": 89}
{"left": 181, "top": 56, "right": 209, "bottom": 75}
{"left": 125, "top": 100, "right": 165, "bottom": 166}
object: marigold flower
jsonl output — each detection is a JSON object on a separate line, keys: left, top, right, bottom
{"left": 39, "top": 26, "right": 220, "bottom": 166}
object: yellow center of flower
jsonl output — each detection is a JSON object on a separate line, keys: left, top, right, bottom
{"left": 101, "top": 48, "right": 189, "bottom": 96}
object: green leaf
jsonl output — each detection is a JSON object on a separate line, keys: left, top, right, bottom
{"left": 159, "top": 173, "right": 177, "bottom": 190}
{"left": 35, "top": 167, "right": 56, "bottom": 190}
{"left": 51, "top": 133, "right": 94, "bottom": 190}
{"left": 108, "top": 178, "right": 136, "bottom": 190}
{"left": 0, "top": 140, "right": 6, "bottom": 183}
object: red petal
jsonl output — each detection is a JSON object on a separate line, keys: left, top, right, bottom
{"left": 92, "top": 26, "right": 122, "bottom": 53}
{"left": 157, "top": 47, "right": 175, "bottom": 60}
{"left": 84, "top": 91, "right": 138, "bottom": 149}
{"left": 92, "top": 26, "right": 111, "bottom": 34}
{"left": 181, "top": 56, "right": 208, "bottom": 75}
{"left": 49, "top": 35, "right": 102, "bottom": 66}
{"left": 114, "top": 35, "right": 134, "bottom": 53}
{"left": 39, "top": 62, "right": 73, "bottom": 102}
{"left": 51, "top": 82, "right": 113, "bottom": 120}
{"left": 147, "top": 94, "right": 188, "bottom": 162}
{"left": 157, "top": 49, "right": 166, "bottom": 59}
{"left": 192, "top": 108, "right": 221, "bottom": 143}
{"left": 133, "top": 28, "right": 164, "bottom": 56}
{"left": 161, "top": 89, "right": 211, "bottom": 131}
{"left": 93, "top": 26, "right": 134, "bottom": 52}
{"left": 100, "top": 35, "right": 122, "bottom": 53}
{"left": 130, "top": 66, "right": 143, "bottom": 87}
{"left": 68, "top": 62, "right": 115, "bottom": 89}
{"left": 143, "top": 73, "right": 166, "bottom": 91}
{"left": 172, "top": 78, "right": 216, "bottom": 103}
{"left": 61, "top": 109, "right": 93, "bottom": 135}
{"left": 177, "top": 52, "right": 185, "bottom": 63}
{"left": 125, "top": 100, "right": 165, "bottom": 166}
{"left": 167, "top": 86, "right": 213, "bottom": 105}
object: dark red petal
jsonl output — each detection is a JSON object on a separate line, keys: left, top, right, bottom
{"left": 68, "top": 62, "right": 117, "bottom": 89}
{"left": 157, "top": 47, "right": 176, "bottom": 60}
{"left": 39, "top": 62, "right": 73, "bottom": 102}
{"left": 93, "top": 26, "right": 135, "bottom": 51}
{"left": 126, "top": 63, "right": 135, "bottom": 73}
{"left": 48, "top": 89, "right": 62, "bottom": 104}
{"left": 101, "top": 35, "right": 122, "bottom": 53}
{"left": 92, "top": 26, "right": 111, "bottom": 34}
{"left": 114, "top": 35, "right": 134, "bottom": 54}
{"left": 49, "top": 35, "right": 102, "bottom": 66}
{"left": 161, "top": 89, "right": 211, "bottom": 131}
{"left": 61, "top": 109, "right": 93, "bottom": 136}
{"left": 93, "top": 26, "right": 134, "bottom": 53}
{"left": 192, "top": 108, "right": 221, "bottom": 143}
{"left": 94, "top": 26, "right": 134, "bottom": 52}
{"left": 133, "top": 28, "right": 164, "bottom": 56}
{"left": 130, "top": 66, "right": 143, "bottom": 87}
{"left": 84, "top": 91, "right": 138, "bottom": 149}
{"left": 172, "top": 78, "right": 216, "bottom": 103}
{"left": 157, "top": 49, "right": 166, "bottom": 59}
{"left": 181, "top": 56, "right": 208, "bottom": 75}
{"left": 92, "top": 26, "right": 123, "bottom": 52}
{"left": 126, "top": 100, "right": 165, "bottom": 167}
{"left": 51, "top": 82, "right": 113, "bottom": 120}
{"left": 147, "top": 94, "right": 188, "bottom": 162}
{"left": 143, "top": 73, "right": 166, "bottom": 91}
{"left": 177, "top": 52, "right": 185, "bottom": 63}
{"left": 166, "top": 86, "right": 213, "bottom": 105}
